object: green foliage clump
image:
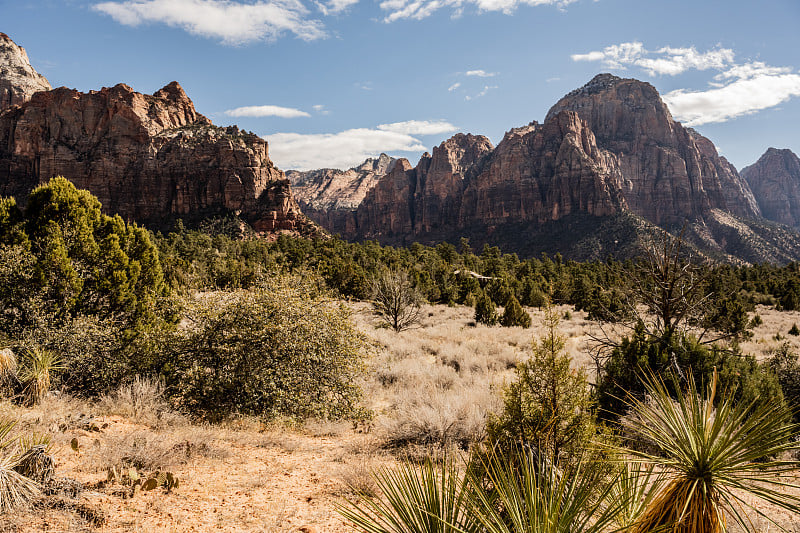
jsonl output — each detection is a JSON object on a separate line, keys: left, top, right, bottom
{"left": 0, "top": 177, "right": 167, "bottom": 334}
{"left": 790, "top": 324, "right": 800, "bottom": 336}
{"left": 167, "top": 275, "right": 369, "bottom": 422}
{"left": 597, "top": 324, "right": 784, "bottom": 421}
{"left": 474, "top": 291, "right": 498, "bottom": 326}
{"left": 485, "top": 308, "right": 595, "bottom": 466}
{"left": 499, "top": 295, "right": 531, "bottom": 328}
{"left": 767, "top": 343, "right": 800, "bottom": 422}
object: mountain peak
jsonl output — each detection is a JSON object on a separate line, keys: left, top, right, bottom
{"left": 0, "top": 32, "right": 51, "bottom": 111}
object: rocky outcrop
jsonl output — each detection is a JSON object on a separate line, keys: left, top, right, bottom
{"left": 545, "top": 73, "right": 760, "bottom": 226}
{"left": 297, "top": 73, "right": 795, "bottom": 261}
{"left": 0, "top": 33, "right": 51, "bottom": 111}
{"left": 286, "top": 154, "right": 394, "bottom": 234}
{"left": 0, "top": 83, "right": 312, "bottom": 235}
{"left": 742, "top": 148, "right": 800, "bottom": 228}
{"left": 345, "top": 111, "right": 627, "bottom": 244}
{"left": 0, "top": 33, "right": 314, "bottom": 236}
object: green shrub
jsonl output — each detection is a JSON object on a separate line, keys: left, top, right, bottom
{"left": 790, "top": 324, "right": 800, "bottom": 336}
{"left": 485, "top": 307, "right": 595, "bottom": 466}
{"left": 767, "top": 343, "right": 800, "bottom": 422}
{"left": 167, "top": 275, "right": 369, "bottom": 422}
{"left": 474, "top": 291, "right": 498, "bottom": 326}
{"left": 499, "top": 295, "right": 531, "bottom": 328}
{"left": 597, "top": 325, "right": 784, "bottom": 421}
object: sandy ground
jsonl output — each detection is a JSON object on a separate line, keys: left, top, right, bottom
{"left": 3, "top": 302, "right": 800, "bottom": 531}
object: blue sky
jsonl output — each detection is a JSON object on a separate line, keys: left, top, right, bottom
{"left": 4, "top": 0, "right": 799, "bottom": 170}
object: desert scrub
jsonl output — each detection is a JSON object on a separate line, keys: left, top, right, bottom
{"left": 167, "top": 275, "right": 370, "bottom": 422}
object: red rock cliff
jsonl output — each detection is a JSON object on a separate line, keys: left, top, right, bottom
{"left": 742, "top": 148, "right": 800, "bottom": 229}
{"left": 545, "top": 73, "right": 760, "bottom": 225}
{"left": 0, "top": 80, "right": 311, "bottom": 234}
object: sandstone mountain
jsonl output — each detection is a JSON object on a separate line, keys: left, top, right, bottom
{"left": 0, "top": 33, "right": 51, "bottom": 112}
{"left": 0, "top": 33, "right": 314, "bottom": 236}
{"left": 296, "top": 74, "right": 800, "bottom": 263}
{"left": 287, "top": 154, "right": 395, "bottom": 234}
{"left": 742, "top": 148, "right": 800, "bottom": 229}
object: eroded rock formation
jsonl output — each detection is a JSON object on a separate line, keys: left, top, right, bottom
{"left": 0, "top": 33, "right": 51, "bottom": 111}
{"left": 545, "top": 74, "right": 760, "bottom": 225}
{"left": 742, "top": 148, "right": 800, "bottom": 229}
{"left": 0, "top": 33, "right": 313, "bottom": 235}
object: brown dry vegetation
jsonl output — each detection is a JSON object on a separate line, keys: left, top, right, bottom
{"left": 3, "top": 302, "right": 800, "bottom": 532}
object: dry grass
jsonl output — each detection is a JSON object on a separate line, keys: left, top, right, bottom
{"left": 354, "top": 302, "right": 604, "bottom": 451}
{"left": 1, "top": 301, "right": 799, "bottom": 531}
{"left": 740, "top": 305, "right": 800, "bottom": 360}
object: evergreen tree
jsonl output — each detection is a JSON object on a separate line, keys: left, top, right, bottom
{"left": 500, "top": 295, "right": 531, "bottom": 328}
{"left": 474, "top": 290, "right": 498, "bottom": 326}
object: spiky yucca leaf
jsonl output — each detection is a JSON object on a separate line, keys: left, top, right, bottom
{"left": 619, "top": 371, "right": 800, "bottom": 533}
{"left": 0, "top": 418, "right": 40, "bottom": 513}
{"left": 609, "top": 462, "right": 666, "bottom": 530}
{"left": 465, "top": 448, "right": 626, "bottom": 533}
{"left": 18, "top": 347, "right": 63, "bottom": 406}
{"left": 337, "top": 456, "right": 479, "bottom": 533}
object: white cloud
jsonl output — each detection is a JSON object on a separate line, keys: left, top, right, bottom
{"left": 266, "top": 119, "right": 457, "bottom": 170}
{"left": 316, "top": 0, "right": 359, "bottom": 15}
{"left": 664, "top": 70, "right": 800, "bottom": 126}
{"left": 377, "top": 119, "right": 457, "bottom": 135}
{"left": 311, "top": 104, "right": 330, "bottom": 115}
{"left": 572, "top": 41, "right": 800, "bottom": 126}
{"left": 466, "top": 69, "right": 497, "bottom": 77}
{"left": 571, "top": 41, "right": 734, "bottom": 76}
{"left": 380, "top": 0, "right": 575, "bottom": 22}
{"left": 93, "top": 0, "right": 326, "bottom": 44}
{"left": 225, "top": 105, "right": 310, "bottom": 118}
{"left": 448, "top": 82, "right": 461, "bottom": 92}
{"left": 465, "top": 85, "right": 497, "bottom": 100}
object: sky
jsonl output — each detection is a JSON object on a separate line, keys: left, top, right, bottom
{"left": 3, "top": 0, "right": 799, "bottom": 171}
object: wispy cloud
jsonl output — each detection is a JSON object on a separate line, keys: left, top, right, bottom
{"left": 377, "top": 120, "right": 457, "bottom": 135}
{"left": 465, "top": 85, "right": 497, "bottom": 101}
{"left": 93, "top": 0, "right": 326, "bottom": 44}
{"left": 466, "top": 69, "right": 497, "bottom": 77}
{"left": 312, "top": 104, "right": 330, "bottom": 115}
{"left": 266, "top": 119, "right": 457, "bottom": 170}
{"left": 225, "top": 105, "right": 310, "bottom": 118}
{"left": 379, "top": 0, "right": 576, "bottom": 23}
{"left": 448, "top": 82, "right": 461, "bottom": 92}
{"left": 571, "top": 41, "right": 734, "bottom": 76}
{"left": 316, "top": 0, "right": 359, "bottom": 15}
{"left": 571, "top": 41, "right": 800, "bottom": 126}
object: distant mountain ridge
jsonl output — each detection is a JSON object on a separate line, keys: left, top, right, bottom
{"left": 289, "top": 74, "right": 800, "bottom": 263}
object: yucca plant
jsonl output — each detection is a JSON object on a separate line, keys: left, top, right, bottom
{"left": 18, "top": 347, "right": 63, "bottom": 406}
{"left": 608, "top": 462, "right": 666, "bottom": 530}
{"left": 0, "top": 348, "right": 17, "bottom": 396}
{"left": 0, "top": 418, "right": 40, "bottom": 513}
{"left": 337, "top": 456, "right": 480, "bottom": 533}
{"left": 618, "top": 370, "right": 800, "bottom": 533}
{"left": 466, "top": 447, "right": 626, "bottom": 533}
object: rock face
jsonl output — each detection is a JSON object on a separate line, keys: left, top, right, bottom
{"left": 298, "top": 73, "right": 796, "bottom": 261}
{"left": 0, "top": 33, "right": 51, "bottom": 112}
{"left": 545, "top": 74, "right": 760, "bottom": 225}
{"left": 287, "top": 154, "right": 395, "bottom": 234}
{"left": 0, "top": 33, "right": 312, "bottom": 235}
{"left": 742, "top": 148, "right": 800, "bottom": 228}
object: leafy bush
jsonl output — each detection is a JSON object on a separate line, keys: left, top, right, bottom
{"left": 474, "top": 291, "right": 498, "bottom": 326}
{"left": 167, "top": 275, "right": 369, "bottom": 421}
{"left": 499, "top": 295, "right": 531, "bottom": 328}
{"left": 767, "top": 343, "right": 800, "bottom": 421}
{"left": 597, "top": 325, "right": 784, "bottom": 421}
